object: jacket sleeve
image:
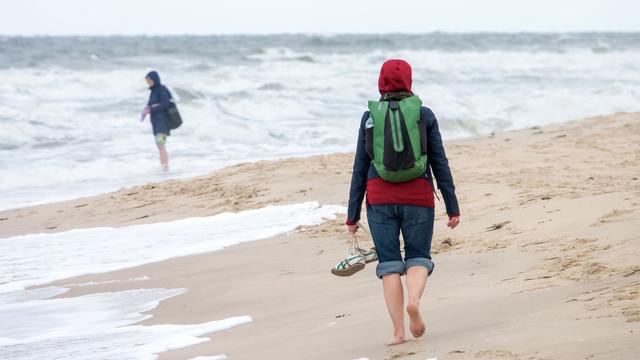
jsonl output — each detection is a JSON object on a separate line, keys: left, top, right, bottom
{"left": 150, "top": 86, "right": 172, "bottom": 114}
{"left": 424, "top": 108, "right": 460, "bottom": 217}
{"left": 346, "top": 112, "right": 371, "bottom": 225}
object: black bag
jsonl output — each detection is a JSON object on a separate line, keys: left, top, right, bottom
{"left": 166, "top": 101, "right": 182, "bottom": 130}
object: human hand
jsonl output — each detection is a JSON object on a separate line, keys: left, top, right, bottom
{"left": 347, "top": 224, "right": 359, "bottom": 234}
{"left": 143, "top": 106, "right": 150, "bottom": 115}
{"left": 447, "top": 215, "right": 460, "bottom": 229}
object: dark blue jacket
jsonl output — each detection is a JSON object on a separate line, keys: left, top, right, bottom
{"left": 146, "top": 71, "right": 172, "bottom": 136}
{"left": 347, "top": 106, "right": 460, "bottom": 223}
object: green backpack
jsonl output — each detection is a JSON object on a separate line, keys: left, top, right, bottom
{"left": 365, "top": 95, "right": 428, "bottom": 183}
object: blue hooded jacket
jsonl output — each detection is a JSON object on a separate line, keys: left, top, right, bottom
{"left": 347, "top": 106, "right": 460, "bottom": 223}
{"left": 146, "top": 71, "right": 172, "bottom": 136}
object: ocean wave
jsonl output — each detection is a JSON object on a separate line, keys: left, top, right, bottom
{"left": 257, "top": 82, "right": 286, "bottom": 91}
{"left": 1, "top": 34, "right": 639, "bottom": 209}
{"left": 245, "top": 47, "right": 316, "bottom": 62}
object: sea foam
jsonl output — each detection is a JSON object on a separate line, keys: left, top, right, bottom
{"left": 0, "top": 202, "right": 345, "bottom": 293}
{"left": 0, "top": 202, "right": 345, "bottom": 359}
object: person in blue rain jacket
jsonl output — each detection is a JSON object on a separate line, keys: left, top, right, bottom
{"left": 143, "top": 70, "right": 172, "bottom": 172}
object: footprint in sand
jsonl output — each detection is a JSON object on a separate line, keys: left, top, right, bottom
{"left": 592, "top": 208, "right": 635, "bottom": 226}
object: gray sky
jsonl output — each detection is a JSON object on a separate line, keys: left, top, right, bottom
{"left": 1, "top": 0, "right": 639, "bottom": 35}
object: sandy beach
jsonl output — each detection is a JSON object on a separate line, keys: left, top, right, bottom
{"left": 1, "top": 112, "right": 639, "bottom": 359}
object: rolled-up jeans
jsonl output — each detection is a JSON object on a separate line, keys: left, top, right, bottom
{"left": 366, "top": 204, "right": 435, "bottom": 279}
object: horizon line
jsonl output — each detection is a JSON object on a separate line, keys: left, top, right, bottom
{"left": 2, "top": 30, "right": 640, "bottom": 38}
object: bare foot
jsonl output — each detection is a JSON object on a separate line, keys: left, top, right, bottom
{"left": 407, "top": 303, "right": 425, "bottom": 338}
{"left": 385, "top": 335, "right": 405, "bottom": 346}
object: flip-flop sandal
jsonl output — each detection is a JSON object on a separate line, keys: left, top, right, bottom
{"left": 358, "top": 247, "right": 378, "bottom": 263}
{"left": 354, "top": 222, "right": 378, "bottom": 263}
{"left": 330, "top": 222, "right": 377, "bottom": 277}
{"left": 331, "top": 254, "right": 365, "bottom": 277}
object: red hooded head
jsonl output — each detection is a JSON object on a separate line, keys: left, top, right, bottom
{"left": 378, "top": 59, "right": 412, "bottom": 95}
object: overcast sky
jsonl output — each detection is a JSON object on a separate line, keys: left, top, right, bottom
{"left": 1, "top": 0, "right": 639, "bottom": 35}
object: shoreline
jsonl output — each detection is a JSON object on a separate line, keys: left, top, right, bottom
{"left": 0, "top": 110, "right": 623, "bottom": 239}
{"left": 2, "top": 112, "right": 640, "bottom": 359}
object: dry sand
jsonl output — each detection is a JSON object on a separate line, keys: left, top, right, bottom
{"left": 1, "top": 112, "right": 639, "bottom": 359}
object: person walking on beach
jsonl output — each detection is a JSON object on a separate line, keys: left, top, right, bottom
{"left": 143, "top": 70, "right": 172, "bottom": 172}
{"left": 345, "top": 59, "right": 460, "bottom": 346}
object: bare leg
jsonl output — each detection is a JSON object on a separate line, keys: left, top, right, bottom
{"left": 157, "top": 144, "right": 169, "bottom": 172}
{"left": 382, "top": 273, "right": 405, "bottom": 345}
{"left": 405, "top": 266, "right": 428, "bottom": 338}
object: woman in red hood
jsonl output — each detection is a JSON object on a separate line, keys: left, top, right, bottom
{"left": 346, "top": 59, "right": 460, "bottom": 345}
